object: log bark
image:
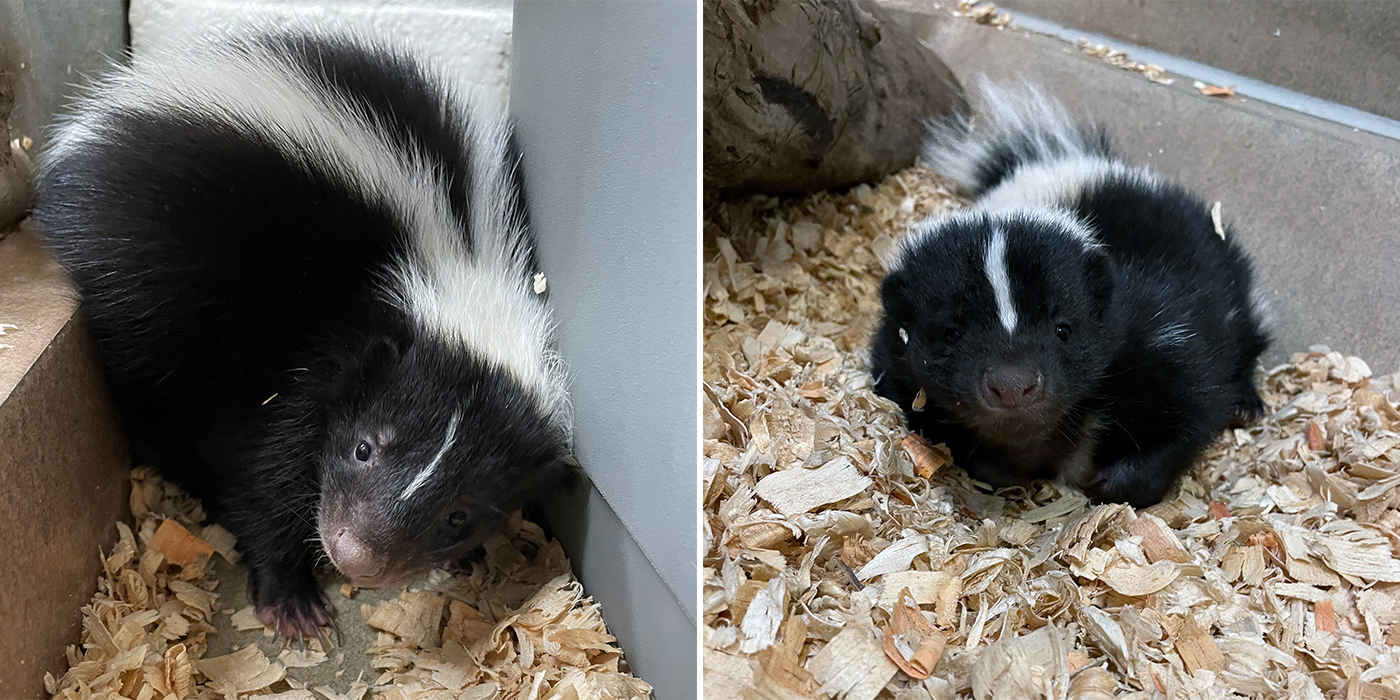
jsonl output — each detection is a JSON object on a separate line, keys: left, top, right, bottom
{"left": 704, "top": 0, "right": 966, "bottom": 193}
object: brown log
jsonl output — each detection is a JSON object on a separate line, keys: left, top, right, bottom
{"left": 704, "top": 0, "right": 966, "bottom": 194}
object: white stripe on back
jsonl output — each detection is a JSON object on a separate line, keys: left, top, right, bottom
{"left": 985, "top": 227, "right": 1018, "bottom": 334}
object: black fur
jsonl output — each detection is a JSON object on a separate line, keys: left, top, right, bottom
{"left": 873, "top": 88, "right": 1269, "bottom": 508}
{"left": 35, "top": 32, "right": 572, "bottom": 637}
{"left": 258, "top": 33, "right": 478, "bottom": 245}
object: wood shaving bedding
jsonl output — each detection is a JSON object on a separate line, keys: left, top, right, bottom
{"left": 45, "top": 467, "right": 651, "bottom": 700}
{"left": 702, "top": 165, "right": 1400, "bottom": 699}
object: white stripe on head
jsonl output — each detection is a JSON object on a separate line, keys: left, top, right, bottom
{"left": 889, "top": 206, "right": 1099, "bottom": 279}
{"left": 400, "top": 409, "right": 462, "bottom": 501}
{"left": 985, "top": 227, "right": 1018, "bottom": 334}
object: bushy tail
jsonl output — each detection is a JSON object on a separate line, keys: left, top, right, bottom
{"left": 922, "top": 78, "right": 1111, "bottom": 196}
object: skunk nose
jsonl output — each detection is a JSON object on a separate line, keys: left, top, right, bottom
{"left": 984, "top": 367, "right": 1044, "bottom": 409}
{"left": 328, "top": 528, "right": 385, "bottom": 580}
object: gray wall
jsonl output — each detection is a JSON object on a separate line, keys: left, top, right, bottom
{"left": 1, "top": 0, "right": 126, "bottom": 230}
{"left": 510, "top": 1, "right": 697, "bottom": 696}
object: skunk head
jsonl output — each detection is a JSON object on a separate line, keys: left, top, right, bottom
{"left": 315, "top": 332, "right": 572, "bottom": 587}
{"left": 879, "top": 209, "right": 1118, "bottom": 441}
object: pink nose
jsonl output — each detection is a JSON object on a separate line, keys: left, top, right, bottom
{"left": 984, "top": 367, "right": 1044, "bottom": 409}
{"left": 328, "top": 528, "right": 385, "bottom": 580}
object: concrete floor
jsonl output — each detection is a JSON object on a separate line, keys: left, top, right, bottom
{"left": 997, "top": 0, "right": 1400, "bottom": 123}
{"left": 886, "top": 6, "right": 1400, "bottom": 373}
{"left": 204, "top": 559, "right": 398, "bottom": 693}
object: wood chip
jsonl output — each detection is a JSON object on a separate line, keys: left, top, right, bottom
{"left": 1315, "top": 599, "right": 1337, "bottom": 633}
{"left": 1194, "top": 80, "right": 1236, "bottom": 97}
{"left": 738, "top": 578, "right": 786, "bottom": 653}
{"left": 856, "top": 534, "right": 928, "bottom": 581}
{"left": 197, "top": 644, "right": 285, "bottom": 693}
{"left": 807, "top": 627, "right": 898, "bottom": 700}
{"left": 1100, "top": 557, "right": 1179, "bottom": 596}
{"left": 1129, "top": 512, "right": 1190, "bottom": 563}
{"left": 366, "top": 590, "right": 446, "bottom": 648}
{"left": 755, "top": 457, "right": 872, "bottom": 516}
{"left": 1176, "top": 617, "right": 1224, "bottom": 674}
{"left": 881, "top": 588, "right": 945, "bottom": 679}
{"left": 146, "top": 518, "right": 215, "bottom": 568}
{"left": 164, "top": 643, "right": 191, "bottom": 699}
{"left": 971, "top": 626, "right": 1069, "bottom": 700}
{"left": 903, "top": 433, "right": 951, "bottom": 479}
{"left": 753, "top": 647, "right": 821, "bottom": 699}
{"left": 1068, "top": 665, "right": 1117, "bottom": 699}
{"left": 229, "top": 605, "right": 266, "bottom": 631}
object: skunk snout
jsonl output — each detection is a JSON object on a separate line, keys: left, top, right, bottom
{"left": 981, "top": 366, "right": 1045, "bottom": 410}
{"left": 327, "top": 527, "right": 386, "bottom": 581}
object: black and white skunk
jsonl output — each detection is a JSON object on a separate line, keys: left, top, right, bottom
{"left": 870, "top": 81, "right": 1271, "bottom": 507}
{"left": 36, "top": 30, "right": 574, "bottom": 643}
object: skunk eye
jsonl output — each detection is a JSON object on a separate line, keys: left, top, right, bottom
{"left": 447, "top": 510, "right": 469, "bottom": 528}
{"left": 944, "top": 327, "right": 962, "bottom": 343}
{"left": 1055, "top": 323, "right": 1072, "bottom": 342}
{"left": 354, "top": 441, "right": 372, "bottom": 462}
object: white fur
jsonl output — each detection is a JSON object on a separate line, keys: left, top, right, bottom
{"left": 984, "top": 227, "right": 1018, "bottom": 334}
{"left": 400, "top": 409, "right": 462, "bottom": 500}
{"left": 976, "top": 157, "right": 1158, "bottom": 213}
{"left": 1151, "top": 322, "right": 1197, "bottom": 348}
{"left": 1249, "top": 284, "right": 1275, "bottom": 334}
{"left": 924, "top": 79, "right": 1160, "bottom": 212}
{"left": 45, "top": 30, "right": 572, "bottom": 434}
{"left": 890, "top": 207, "right": 1099, "bottom": 272}
{"left": 924, "top": 78, "right": 1094, "bottom": 193}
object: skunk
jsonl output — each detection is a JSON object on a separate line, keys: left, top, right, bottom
{"left": 870, "top": 81, "right": 1271, "bottom": 507}
{"left": 35, "top": 30, "right": 574, "bottom": 643}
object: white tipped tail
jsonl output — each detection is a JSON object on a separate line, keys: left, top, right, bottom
{"left": 922, "top": 78, "right": 1109, "bottom": 196}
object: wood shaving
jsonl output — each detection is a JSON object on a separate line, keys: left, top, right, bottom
{"left": 882, "top": 588, "right": 946, "bottom": 679}
{"left": 1074, "top": 38, "right": 1177, "bottom": 85}
{"left": 148, "top": 518, "right": 217, "bottom": 568}
{"left": 1194, "top": 80, "right": 1238, "bottom": 97}
{"left": 46, "top": 468, "right": 650, "bottom": 700}
{"left": 703, "top": 164, "right": 1400, "bottom": 698}
{"left": 956, "top": 1, "right": 1011, "bottom": 28}
{"left": 1212, "top": 200, "right": 1226, "bottom": 239}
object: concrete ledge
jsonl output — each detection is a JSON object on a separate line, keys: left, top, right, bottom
{"left": 0, "top": 227, "right": 130, "bottom": 698}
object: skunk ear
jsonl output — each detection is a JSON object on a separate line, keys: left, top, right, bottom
{"left": 356, "top": 336, "right": 402, "bottom": 382}
{"left": 880, "top": 267, "right": 914, "bottom": 322}
{"left": 1084, "top": 250, "right": 1115, "bottom": 314}
{"left": 328, "top": 335, "right": 403, "bottom": 404}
